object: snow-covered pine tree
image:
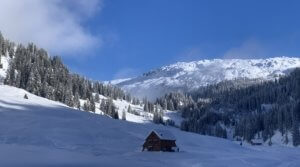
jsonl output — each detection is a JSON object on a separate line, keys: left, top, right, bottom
{"left": 95, "top": 93, "right": 100, "bottom": 103}
{"left": 153, "top": 105, "right": 163, "bottom": 124}
{"left": 292, "top": 102, "right": 300, "bottom": 146}
{"left": 83, "top": 99, "right": 90, "bottom": 112}
{"left": 74, "top": 92, "right": 81, "bottom": 109}
{"left": 100, "top": 99, "right": 106, "bottom": 112}
{"left": 90, "top": 95, "right": 96, "bottom": 112}
{"left": 1, "top": 33, "right": 131, "bottom": 110}
{"left": 127, "top": 105, "right": 132, "bottom": 114}
{"left": 122, "top": 109, "right": 126, "bottom": 120}
{"left": 143, "top": 102, "right": 149, "bottom": 112}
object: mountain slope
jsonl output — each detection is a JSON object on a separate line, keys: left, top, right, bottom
{"left": 0, "top": 34, "right": 181, "bottom": 127}
{"left": 1, "top": 85, "right": 300, "bottom": 167}
{"left": 116, "top": 57, "right": 300, "bottom": 100}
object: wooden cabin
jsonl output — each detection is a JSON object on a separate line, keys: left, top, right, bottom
{"left": 142, "top": 129, "right": 178, "bottom": 152}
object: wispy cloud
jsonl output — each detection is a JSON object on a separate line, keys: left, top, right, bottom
{"left": 175, "top": 39, "right": 280, "bottom": 63}
{"left": 223, "top": 39, "right": 269, "bottom": 59}
{"left": 175, "top": 46, "right": 208, "bottom": 62}
{"left": 113, "top": 68, "right": 140, "bottom": 79}
{"left": 0, "top": 0, "right": 103, "bottom": 56}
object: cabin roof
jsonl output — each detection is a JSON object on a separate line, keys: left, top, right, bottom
{"left": 151, "top": 129, "right": 176, "bottom": 140}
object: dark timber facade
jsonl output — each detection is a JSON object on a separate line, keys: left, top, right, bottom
{"left": 142, "top": 130, "right": 177, "bottom": 152}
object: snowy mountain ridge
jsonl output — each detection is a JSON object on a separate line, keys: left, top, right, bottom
{"left": 115, "top": 57, "right": 300, "bottom": 99}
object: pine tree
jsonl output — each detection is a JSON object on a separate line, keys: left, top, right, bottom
{"left": 122, "top": 109, "right": 126, "bottom": 120}
{"left": 0, "top": 32, "right": 4, "bottom": 56}
{"left": 144, "top": 102, "right": 149, "bottom": 112}
{"left": 153, "top": 106, "right": 163, "bottom": 124}
{"left": 0, "top": 52, "right": 2, "bottom": 69}
{"left": 74, "top": 92, "right": 81, "bottom": 109}
{"left": 284, "top": 131, "right": 289, "bottom": 144}
{"left": 162, "top": 99, "right": 167, "bottom": 110}
{"left": 167, "top": 100, "right": 174, "bottom": 111}
{"left": 95, "top": 93, "right": 100, "bottom": 102}
{"left": 292, "top": 102, "right": 300, "bottom": 146}
{"left": 100, "top": 99, "right": 106, "bottom": 112}
{"left": 64, "top": 85, "right": 74, "bottom": 107}
{"left": 90, "top": 96, "right": 96, "bottom": 112}
{"left": 127, "top": 105, "right": 132, "bottom": 114}
{"left": 5, "top": 61, "right": 16, "bottom": 86}
{"left": 83, "top": 100, "right": 90, "bottom": 112}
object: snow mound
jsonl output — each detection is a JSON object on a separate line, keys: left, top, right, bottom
{"left": 116, "top": 57, "right": 300, "bottom": 99}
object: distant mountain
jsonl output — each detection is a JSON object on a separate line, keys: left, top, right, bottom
{"left": 115, "top": 57, "right": 300, "bottom": 100}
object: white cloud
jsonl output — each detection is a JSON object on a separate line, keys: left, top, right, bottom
{"left": 0, "top": 0, "right": 103, "bottom": 55}
{"left": 177, "top": 47, "right": 205, "bottom": 62}
{"left": 223, "top": 39, "right": 268, "bottom": 59}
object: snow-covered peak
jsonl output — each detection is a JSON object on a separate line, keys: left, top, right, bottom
{"left": 163, "top": 57, "right": 298, "bottom": 71}
{"left": 116, "top": 57, "right": 300, "bottom": 100}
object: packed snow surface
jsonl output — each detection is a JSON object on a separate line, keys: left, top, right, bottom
{"left": 116, "top": 57, "right": 300, "bottom": 99}
{"left": 0, "top": 85, "right": 300, "bottom": 167}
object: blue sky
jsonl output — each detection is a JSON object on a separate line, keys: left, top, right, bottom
{"left": 1, "top": 0, "right": 300, "bottom": 80}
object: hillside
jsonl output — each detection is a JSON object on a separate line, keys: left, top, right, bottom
{"left": 1, "top": 36, "right": 299, "bottom": 147}
{"left": 115, "top": 57, "right": 300, "bottom": 100}
{"left": 0, "top": 52, "right": 180, "bottom": 126}
{"left": 0, "top": 33, "right": 183, "bottom": 128}
{"left": 0, "top": 84, "right": 300, "bottom": 166}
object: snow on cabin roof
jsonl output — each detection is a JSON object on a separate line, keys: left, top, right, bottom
{"left": 152, "top": 129, "right": 176, "bottom": 140}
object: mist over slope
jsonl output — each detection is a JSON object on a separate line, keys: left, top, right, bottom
{"left": 115, "top": 57, "right": 300, "bottom": 100}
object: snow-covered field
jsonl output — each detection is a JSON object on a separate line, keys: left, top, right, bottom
{"left": 0, "top": 85, "right": 300, "bottom": 167}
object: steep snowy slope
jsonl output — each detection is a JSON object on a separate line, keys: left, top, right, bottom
{"left": 116, "top": 57, "right": 300, "bottom": 99}
{"left": 0, "top": 52, "right": 182, "bottom": 127}
{"left": 0, "top": 85, "right": 300, "bottom": 167}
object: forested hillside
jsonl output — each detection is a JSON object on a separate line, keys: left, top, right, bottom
{"left": 156, "top": 69, "right": 300, "bottom": 146}
{"left": 1, "top": 31, "right": 299, "bottom": 146}
{"left": 0, "top": 32, "right": 135, "bottom": 116}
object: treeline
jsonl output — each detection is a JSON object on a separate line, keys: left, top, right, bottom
{"left": 158, "top": 69, "right": 300, "bottom": 146}
{"left": 0, "top": 32, "right": 15, "bottom": 59}
{"left": 0, "top": 33, "right": 132, "bottom": 113}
